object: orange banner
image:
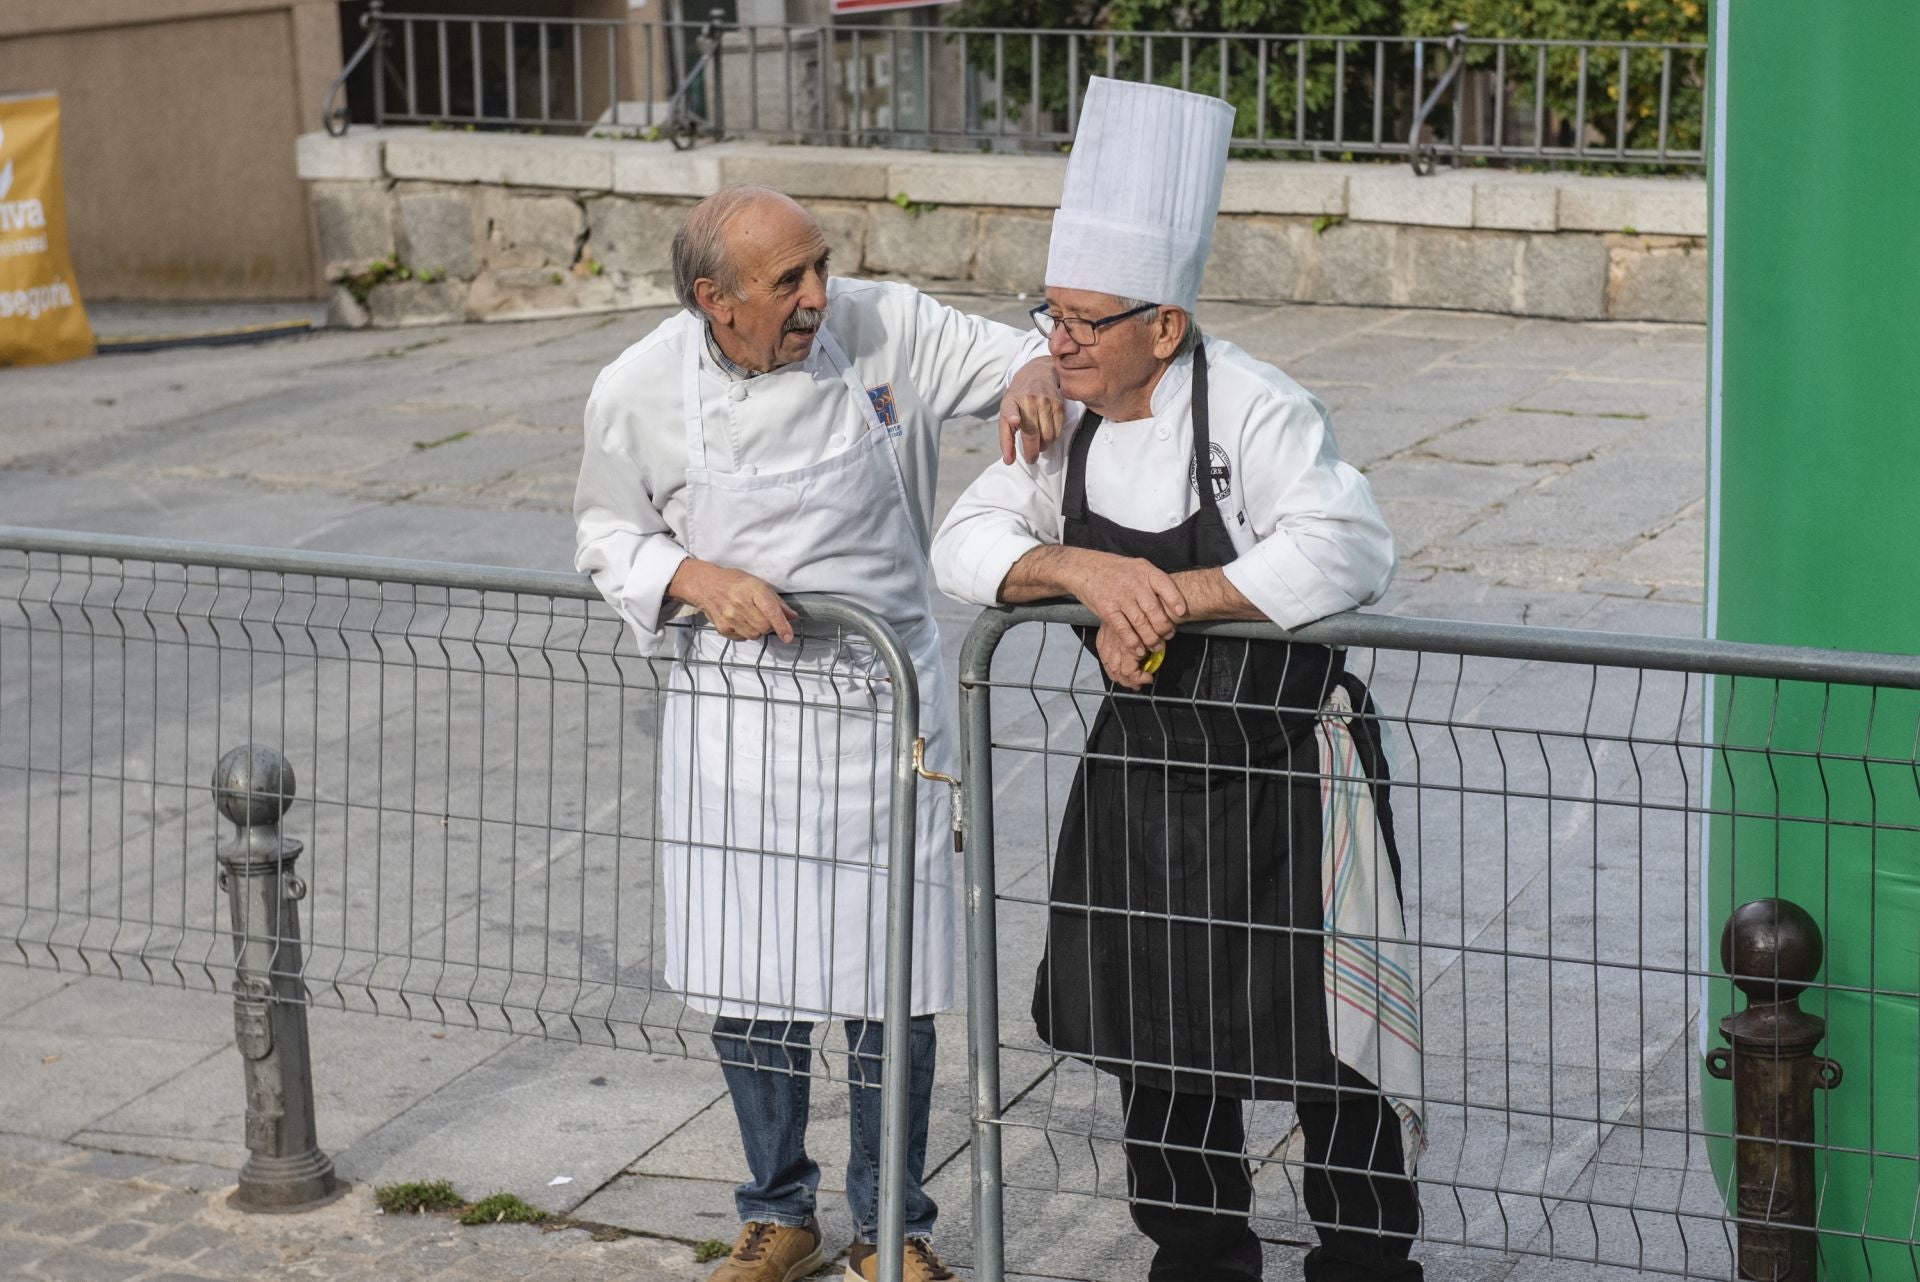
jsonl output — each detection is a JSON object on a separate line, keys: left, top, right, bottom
{"left": 1, "top": 92, "right": 94, "bottom": 368}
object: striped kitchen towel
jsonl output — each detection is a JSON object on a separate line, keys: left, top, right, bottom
{"left": 1317, "top": 683, "right": 1426, "bottom": 1168}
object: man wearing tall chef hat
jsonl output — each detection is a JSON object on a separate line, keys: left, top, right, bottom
{"left": 574, "top": 185, "right": 1062, "bottom": 1282}
{"left": 933, "top": 79, "right": 1424, "bottom": 1281}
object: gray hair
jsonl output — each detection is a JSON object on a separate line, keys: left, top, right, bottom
{"left": 1116, "top": 296, "right": 1201, "bottom": 358}
{"left": 671, "top": 184, "right": 785, "bottom": 315}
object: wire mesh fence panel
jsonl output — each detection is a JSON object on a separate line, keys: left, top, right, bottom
{"left": 0, "top": 541, "right": 927, "bottom": 1093}
{"left": 958, "top": 607, "right": 1920, "bottom": 1280}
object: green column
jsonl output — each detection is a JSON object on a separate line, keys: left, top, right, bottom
{"left": 1706, "top": 3, "right": 1920, "bottom": 1273}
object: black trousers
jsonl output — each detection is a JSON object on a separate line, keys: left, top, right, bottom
{"left": 1119, "top": 1081, "right": 1422, "bottom": 1282}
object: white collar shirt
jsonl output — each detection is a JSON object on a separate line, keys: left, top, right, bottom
{"left": 574, "top": 278, "right": 1046, "bottom": 652}
{"left": 930, "top": 335, "right": 1396, "bottom": 629}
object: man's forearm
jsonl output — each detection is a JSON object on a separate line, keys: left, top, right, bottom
{"left": 997, "top": 549, "right": 1254, "bottom": 618}
{"left": 1169, "top": 567, "right": 1262, "bottom": 621}
{"left": 997, "top": 544, "right": 1094, "bottom": 604}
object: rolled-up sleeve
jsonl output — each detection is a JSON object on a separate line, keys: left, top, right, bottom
{"left": 573, "top": 375, "right": 689, "bottom": 655}
{"left": 1221, "top": 393, "right": 1395, "bottom": 629}
{"left": 931, "top": 437, "right": 1070, "bottom": 607}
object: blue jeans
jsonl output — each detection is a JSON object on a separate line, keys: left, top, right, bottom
{"left": 710, "top": 1015, "right": 938, "bottom": 1242}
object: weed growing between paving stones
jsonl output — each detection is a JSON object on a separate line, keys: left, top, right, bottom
{"left": 373, "top": 1177, "right": 661, "bottom": 1242}
{"left": 374, "top": 1179, "right": 462, "bottom": 1214}
{"left": 695, "top": 1239, "right": 732, "bottom": 1262}
{"left": 376, "top": 1180, "right": 547, "bottom": 1227}
{"left": 459, "top": 1193, "right": 548, "bottom": 1226}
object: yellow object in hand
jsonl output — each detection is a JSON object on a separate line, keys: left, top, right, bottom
{"left": 1142, "top": 646, "right": 1166, "bottom": 675}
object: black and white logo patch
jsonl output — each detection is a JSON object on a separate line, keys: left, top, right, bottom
{"left": 1191, "top": 442, "right": 1233, "bottom": 502}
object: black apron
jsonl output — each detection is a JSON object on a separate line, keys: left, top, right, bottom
{"left": 1030, "top": 346, "right": 1399, "bottom": 1101}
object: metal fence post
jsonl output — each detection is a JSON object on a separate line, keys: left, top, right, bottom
{"left": 708, "top": 7, "right": 728, "bottom": 141}
{"left": 958, "top": 612, "right": 1012, "bottom": 1282}
{"left": 213, "top": 744, "right": 344, "bottom": 1212}
{"left": 1706, "top": 897, "right": 1843, "bottom": 1279}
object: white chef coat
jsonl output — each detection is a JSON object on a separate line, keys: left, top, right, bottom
{"left": 575, "top": 277, "right": 1046, "bottom": 653}
{"left": 930, "top": 334, "right": 1395, "bottom": 625}
{"left": 573, "top": 277, "right": 1042, "bottom": 1022}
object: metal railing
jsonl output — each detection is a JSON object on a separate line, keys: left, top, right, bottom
{"left": 957, "top": 604, "right": 1920, "bottom": 1279}
{"left": 24, "top": 527, "right": 1915, "bottom": 1274}
{"left": 327, "top": 5, "right": 1706, "bottom": 172}
{"left": 0, "top": 526, "right": 934, "bottom": 1279}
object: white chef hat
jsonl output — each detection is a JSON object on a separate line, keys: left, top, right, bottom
{"left": 1045, "top": 76, "right": 1235, "bottom": 313}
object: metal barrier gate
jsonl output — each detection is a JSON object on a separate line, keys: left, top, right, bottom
{"left": 0, "top": 526, "right": 932, "bottom": 1279}
{"left": 957, "top": 603, "right": 1920, "bottom": 1280}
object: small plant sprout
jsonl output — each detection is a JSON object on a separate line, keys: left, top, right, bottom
{"left": 458, "top": 1192, "right": 548, "bottom": 1226}
{"left": 374, "top": 1179, "right": 462, "bottom": 1215}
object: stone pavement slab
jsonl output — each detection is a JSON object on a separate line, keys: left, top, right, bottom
{"left": 1, "top": 293, "right": 1712, "bottom": 1280}
{"left": 70, "top": 1001, "right": 519, "bottom": 1173}
{"left": 0, "top": 1143, "right": 713, "bottom": 1282}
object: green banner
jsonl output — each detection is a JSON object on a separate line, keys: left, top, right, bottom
{"left": 1706, "top": 3, "right": 1920, "bottom": 1273}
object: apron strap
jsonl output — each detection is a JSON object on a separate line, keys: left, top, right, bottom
{"left": 815, "top": 326, "right": 888, "bottom": 438}
{"left": 1188, "top": 341, "right": 1233, "bottom": 544}
{"left": 818, "top": 325, "right": 922, "bottom": 554}
{"left": 1061, "top": 410, "right": 1105, "bottom": 525}
{"left": 680, "top": 310, "right": 711, "bottom": 472}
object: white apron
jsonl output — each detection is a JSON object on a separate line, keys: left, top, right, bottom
{"left": 660, "top": 311, "right": 957, "bottom": 1022}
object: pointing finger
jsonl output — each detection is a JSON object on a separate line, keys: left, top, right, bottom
{"left": 760, "top": 590, "right": 796, "bottom": 644}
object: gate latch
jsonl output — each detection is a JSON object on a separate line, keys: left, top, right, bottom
{"left": 912, "top": 737, "right": 963, "bottom": 853}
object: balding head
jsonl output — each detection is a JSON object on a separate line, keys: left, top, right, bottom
{"left": 672, "top": 185, "right": 808, "bottom": 314}
{"left": 673, "top": 185, "right": 832, "bottom": 373}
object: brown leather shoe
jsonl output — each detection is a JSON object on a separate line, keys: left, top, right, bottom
{"left": 707, "top": 1218, "right": 827, "bottom": 1282}
{"left": 841, "top": 1238, "right": 956, "bottom": 1282}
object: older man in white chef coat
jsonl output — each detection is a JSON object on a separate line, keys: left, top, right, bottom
{"left": 934, "top": 80, "right": 1424, "bottom": 1282}
{"left": 575, "top": 185, "right": 1058, "bottom": 1282}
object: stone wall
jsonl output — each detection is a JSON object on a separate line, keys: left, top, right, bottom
{"left": 299, "top": 129, "right": 1706, "bottom": 328}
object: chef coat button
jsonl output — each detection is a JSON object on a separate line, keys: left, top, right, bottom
{"left": 1156, "top": 425, "right": 1170, "bottom": 440}
{"left": 739, "top": 465, "right": 758, "bottom": 477}
{"left": 829, "top": 432, "right": 846, "bottom": 448}
{"left": 728, "top": 384, "right": 747, "bottom": 402}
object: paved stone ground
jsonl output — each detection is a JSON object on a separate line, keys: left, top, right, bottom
{"left": 0, "top": 293, "right": 1710, "bottom": 1281}
{"left": 0, "top": 1135, "right": 706, "bottom": 1281}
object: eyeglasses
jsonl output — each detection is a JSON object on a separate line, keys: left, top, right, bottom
{"left": 1029, "top": 302, "right": 1158, "bottom": 346}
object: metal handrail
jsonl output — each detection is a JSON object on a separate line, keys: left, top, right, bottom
{"left": 326, "top": 12, "right": 1707, "bottom": 171}
{"left": 663, "top": 15, "right": 726, "bottom": 150}
{"left": 953, "top": 600, "right": 1920, "bottom": 1282}
{"left": 0, "top": 524, "right": 932, "bottom": 1282}
{"left": 9, "top": 526, "right": 1910, "bottom": 691}
{"left": 323, "top": 0, "right": 389, "bottom": 138}
{"left": 1408, "top": 20, "right": 1469, "bottom": 175}
{"left": 958, "top": 602, "right": 1920, "bottom": 693}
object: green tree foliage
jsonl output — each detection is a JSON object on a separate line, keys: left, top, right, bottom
{"left": 944, "top": 0, "right": 1705, "bottom": 160}
{"left": 946, "top": 1, "right": 1403, "bottom": 150}
{"left": 1401, "top": 0, "right": 1706, "bottom": 154}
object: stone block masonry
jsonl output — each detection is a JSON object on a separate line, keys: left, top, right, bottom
{"left": 299, "top": 130, "right": 1705, "bottom": 328}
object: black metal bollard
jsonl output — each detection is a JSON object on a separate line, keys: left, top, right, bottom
{"left": 213, "top": 745, "right": 344, "bottom": 1211}
{"left": 1705, "top": 898, "right": 1843, "bottom": 1280}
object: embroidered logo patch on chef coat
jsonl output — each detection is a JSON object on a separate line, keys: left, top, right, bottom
{"left": 866, "top": 383, "right": 901, "bottom": 437}
{"left": 1191, "top": 442, "right": 1233, "bottom": 501}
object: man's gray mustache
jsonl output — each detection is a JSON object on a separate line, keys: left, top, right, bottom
{"left": 784, "top": 307, "right": 827, "bottom": 334}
